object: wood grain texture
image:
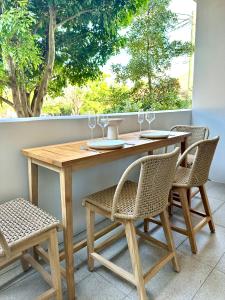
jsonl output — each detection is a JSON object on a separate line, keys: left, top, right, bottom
{"left": 22, "top": 131, "right": 191, "bottom": 169}
{"left": 59, "top": 167, "right": 75, "bottom": 300}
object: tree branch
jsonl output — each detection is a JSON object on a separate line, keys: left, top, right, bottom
{"left": 0, "top": 95, "right": 14, "bottom": 108}
{"left": 56, "top": 8, "right": 96, "bottom": 28}
{"left": 33, "top": 4, "right": 56, "bottom": 116}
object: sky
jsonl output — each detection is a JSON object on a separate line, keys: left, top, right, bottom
{"left": 102, "top": 0, "right": 196, "bottom": 79}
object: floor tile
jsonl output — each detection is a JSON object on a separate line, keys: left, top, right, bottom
{"left": 215, "top": 252, "right": 225, "bottom": 274}
{"left": 74, "top": 272, "right": 126, "bottom": 300}
{"left": 205, "top": 182, "right": 225, "bottom": 202}
{"left": 125, "top": 252, "right": 212, "bottom": 300}
{"left": 61, "top": 253, "right": 90, "bottom": 284}
{"left": 147, "top": 222, "right": 188, "bottom": 249}
{"left": 0, "top": 271, "right": 49, "bottom": 300}
{"left": 192, "top": 194, "right": 224, "bottom": 214}
{"left": 213, "top": 202, "right": 225, "bottom": 228}
{"left": 178, "top": 225, "right": 225, "bottom": 268}
{"left": 193, "top": 269, "right": 225, "bottom": 300}
{"left": 96, "top": 237, "right": 169, "bottom": 296}
{"left": 2, "top": 182, "right": 225, "bottom": 300}
{"left": 0, "top": 262, "right": 25, "bottom": 288}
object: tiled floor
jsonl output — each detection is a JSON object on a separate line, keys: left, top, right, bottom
{"left": 0, "top": 181, "right": 225, "bottom": 300}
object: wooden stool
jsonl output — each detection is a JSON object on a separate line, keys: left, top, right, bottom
{"left": 83, "top": 149, "right": 180, "bottom": 300}
{"left": 145, "top": 137, "right": 219, "bottom": 254}
{"left": 0, "top": 198, "right": 62, "bottom": 300}
{"left": 166, "top": 125, "right": 210, "bottom": 205}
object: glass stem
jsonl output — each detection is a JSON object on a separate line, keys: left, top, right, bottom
{"left": 149, "top": 122, "right": 151, "bottom": 130}
{"left": 91, "top": 128, "right": 93, "bottom": 140}
{"left": 102, "top": 127, "right": 104, "bottom": 139}
{"left": 139, "top": 123, "right": 142, "bottom": 134}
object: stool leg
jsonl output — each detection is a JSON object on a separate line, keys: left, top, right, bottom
{"left": 125, "top": 221, "right": 147, "bottom": 300}
{"left": 20, "top": 252, "right": 30, "bottom": 272}
{"left": 168, "top": 190, "right": 173, "bottom": 216}
{"left": 199, "top": 185, "right": 215, "bottom": 233}
{"left": 86, "top": 205, "right": 95, "bottom": 271}
{"left": 48, "top": 229, "right": 62, "bottom": 300}
{"left": 160, "top": 210, "right": 180, "bottom": 272}
{"left": 179, "top": 188, "right": 198, "bottom": 254}
{"left": 143, "top": 219, "right": 149, "bottom": 233}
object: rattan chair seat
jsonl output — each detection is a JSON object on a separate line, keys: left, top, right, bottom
{"left": 84, "top": 181, "right": 138, "bottom": 219}
{"left": 84, "top": 150, "right": 180, "bottom": 221}
{"left": 173, "top": 167, "right": 192, "bottom": 187}
{"left": 0, "top": 198, "right": 60, "bottom": 256}
{"left": 172, "top": 137, "right": 219, "bottom": 189}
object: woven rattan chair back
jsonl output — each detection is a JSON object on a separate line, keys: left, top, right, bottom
{"left": 178, "top": 137, "right": 219, "bottom": 187}
{"left": 171, "top": 125, "right": 209, "bottom": 154}
{"left": 112, "top": 148, "right": 179, "bottom": 220}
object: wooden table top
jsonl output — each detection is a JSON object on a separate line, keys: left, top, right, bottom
{"left": 22, "top": 130, "right": 191, "bottom": 170}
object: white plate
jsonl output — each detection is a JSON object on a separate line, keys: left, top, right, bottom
{"left": 87, "top": 139, "right": 125, "bottom": 150}
{"left": 140, "top": 131, "right": 170, "bottom": 139}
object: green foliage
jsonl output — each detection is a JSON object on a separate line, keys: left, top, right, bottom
{"left": 28, "top": 0, "right": 147, "bottom": 95}
{"left": 135, "top": 77, "right": 191, "bottom": 111}
{"left": 0, "top": 0, "right": 193, "bottom": 117}
{"left": 42, "top": 75, "right": 139, "bottom": 116}
{"left": 42, "top": 96, "right": 72, "bottom": 116}
{"left": 112, "top": 0, "right": 194, "bottom": 110}
{"left": 0, "top": 1, "right": 41, "bottom": 83}
{"left": 0, "top": 0, "right": 148, "bottom": 117}
{"left": 42, "top": 73, "right": 192, "bottom": 117}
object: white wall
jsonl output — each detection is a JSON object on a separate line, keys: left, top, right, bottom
{"left": 192, "top": 0, "right": 225, "bottom": 182}
{"left": 0, "top": 110, "right": 191, "bottom": 235}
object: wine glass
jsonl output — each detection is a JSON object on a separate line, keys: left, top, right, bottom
{"left": 88, "top": 112, "right": 96, "bottom": 140}
{"left": 97, "top": 114, "right": 109, "bottom": 139}
{"left": 138, "top": 110, "right": 144, "bottom": 134}
{"left": 145, "top": 109, "right": 155, "bottom": 130}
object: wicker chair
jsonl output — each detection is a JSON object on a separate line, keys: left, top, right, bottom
{"left": 170, "top": 125, "right": 209, "bottom": 167}
{"left": 0, "top": 198, "right": 62, "bottom": 300}
{"left": 83, "top": 148, "right": 180, "bottom": 300}
{"left": 168, "top": 125, "right": 210, "bottom": 206}
{"left": 146, "top": 137, "right": 219, "bottom": 254}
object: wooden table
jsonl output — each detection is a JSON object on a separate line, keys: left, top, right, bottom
{"left": 22, "top": 130, "right": 190, "bottom": 300}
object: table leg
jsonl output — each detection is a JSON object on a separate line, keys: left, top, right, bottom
{"left": 28, "top": 159, "right": 39, "bottom": 262}
{"left": 60, "top": 167, "right": 75, "bottom": 300}
{"left": 180, "top": 138, "right": 187, "bottom": 166}
{"left": 28, "top": 158, "right": 38, "bottom": 205}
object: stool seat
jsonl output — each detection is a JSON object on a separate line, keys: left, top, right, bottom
{"left": 84, "top": 181, "right": 138, "bottom": 219}
{"left": 84, "top": 149, "right": 180, "bottom": 300}
{"left": 0, "top": 198, "right": 62, "bottom": 299}
{"left": 0, "top": 198, "right": 60, "bottom": 256}
{"left": 173, "top": 167, "right": 192, "bottom": 187}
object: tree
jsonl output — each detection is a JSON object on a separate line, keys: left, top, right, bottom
{"left": 0, "top": 0, "right": 147, "bottom": 117}
{"left": 41, "top": 74, "right": 139, "bottom": 116}
{"left": 113, "top": 0, "right": 194, "bottom": 109}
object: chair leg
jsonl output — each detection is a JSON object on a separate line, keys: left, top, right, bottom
{"left": 179, "top": 188, "right": 198, "bottom": 254}
{"left": 160, "top": 210, "right": 180, "bottom": 272}
{"left": 168, "top": 190, "right": 173, "bottom": 216}
{"left": 199, "top": 185, "right": 215, "bottom": 233}
{"left": 86, "top": 205, "right": 95, "bottom": 271}
{"left": 187, "top": 188, "right": 192, "bottom": 208}
{"left": 125, "top": 221, "right": 147, "bottom": 300}
{"left": 143, "top": 219, "right": 149, "bottom": 232}
{"left": 48, "top": 229, "right": 62, "bottom": 300}
{"left": 20, "top": 252, "right": 30, "bottom": 272}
